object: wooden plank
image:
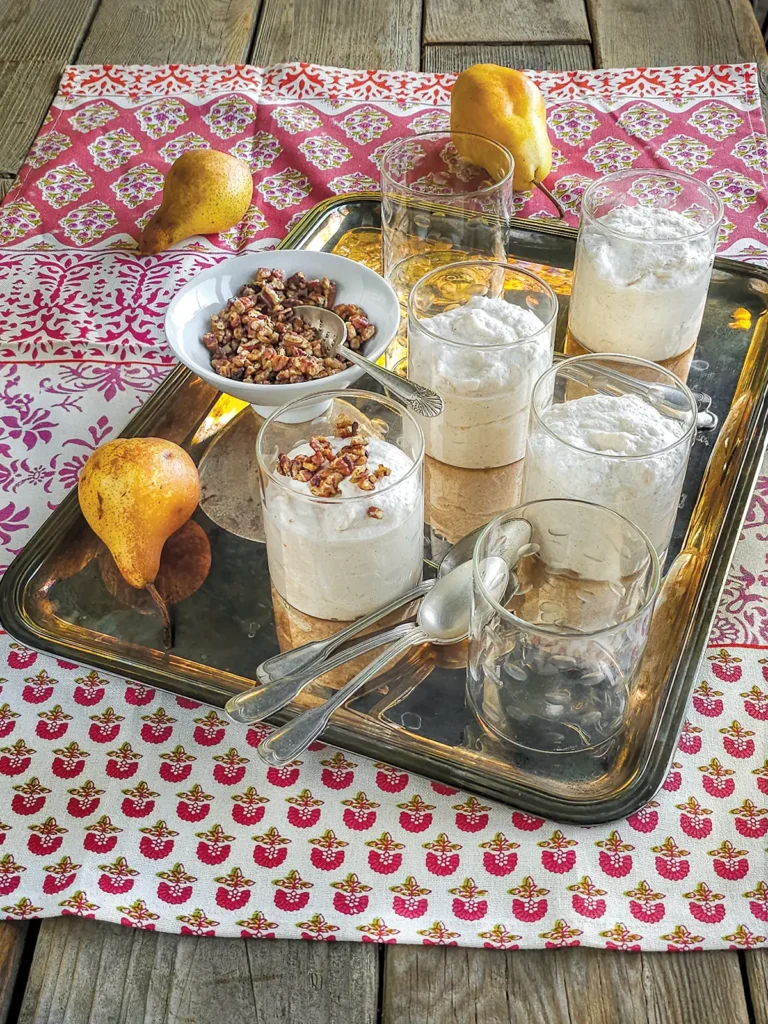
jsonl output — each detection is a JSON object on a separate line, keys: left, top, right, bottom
{"left": 0, "top": 922, "right": 28, "bottom": 1024}
{"left": 382, "top": 947, "right": 751, "bottom": 1024}
{"left": 0, "top": 61, "right": 66, "bottom": 176}
{"left": 423, "top": 0, "right": 591, "bottom": 45}
{"left": 18, "top": 917, "right": 378, "bottom": 1024}
{"left": 0, "top": 0, "right": 98, "bottom": 176}
{"left": 745, "top": 950, "right": 768, "bottom": 1024}
{"left": 423, "top": 44, "right": 595, "bottom": 73}
{"left": 384, "top": 946, "right": 573, "bottom": 1023}
{"left": 78, "top": 0, "right": 261, "bottom": 64}
{"left": 587, "top": 0, "right": 767, "bottom": 67}
{"left": 251, "top": 0, "right": 422, "bottom": 71}
{"left": 611, "top": 951, "right": 749, "bottom": 1024}
{"left": 0, "top": 0, "right": 98, "bottom": 61}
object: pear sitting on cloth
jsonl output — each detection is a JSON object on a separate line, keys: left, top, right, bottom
{"left": 139, "top": 150, "right": 253, "bottom": 254}
{"left": 78, "top": 438, "right": 201, "bottom": 648}
{"left": 450, "top": 63, "right": 562, "bottom": 215}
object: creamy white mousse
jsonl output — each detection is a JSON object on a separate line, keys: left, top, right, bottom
{"left": 408, "top": 295, "right": 553, "bottom": 469}
{"left": 568, "top": 205, "right": 714, "bottom": 362}
{"left": 522, "top": 393, "right": 689, "bottom": 577}
{"left": 263, "top": 435, "right": 423, "bottom": 620}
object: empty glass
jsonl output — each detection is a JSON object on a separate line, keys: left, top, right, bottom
{"left": 467, "top": 501, "right": 661, "bottom": 754}
{"left": 380, "top": 131, "right": 514, "bottom": 278}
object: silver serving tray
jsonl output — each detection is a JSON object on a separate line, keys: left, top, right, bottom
{"left": 2, "top": 193, "right": 768, "bottom": 823}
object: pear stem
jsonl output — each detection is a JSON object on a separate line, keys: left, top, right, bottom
{"left": 146, "top": 583, "right": 173, "bottom": 650}
{"left": 534, "top": 180, "right": 566, "bottom": 220}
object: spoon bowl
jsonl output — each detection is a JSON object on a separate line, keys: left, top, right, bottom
{"left": 420, "top": 557, "right": 506, "bottom": 642}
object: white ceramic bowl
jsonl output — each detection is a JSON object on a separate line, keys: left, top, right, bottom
{"left": 165, "top": 249, "right": 400, "bottom": 421}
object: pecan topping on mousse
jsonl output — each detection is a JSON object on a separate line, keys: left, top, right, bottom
{"left": 275, "top": 415, "right": 392, "bottom": 502}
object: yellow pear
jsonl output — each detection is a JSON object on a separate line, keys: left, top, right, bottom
{"left": 78, "top": 438, "right": 201, "bottom": 647}
{"left": 450, "top": 64, "right": 552, "bottom": 192}
{"left": 139, "top": 150, "right": 253, "bottom": 254}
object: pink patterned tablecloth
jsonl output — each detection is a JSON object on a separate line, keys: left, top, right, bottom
{"left": 0, "top": 62, "right": 767, "bottom": 950}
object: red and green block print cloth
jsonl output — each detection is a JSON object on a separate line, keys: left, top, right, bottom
{"left": 0, "top": 62, "right": 767, "bottom": 948}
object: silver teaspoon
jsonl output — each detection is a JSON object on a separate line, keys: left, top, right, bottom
{"left": 553, "top": 354, "right": 715, "bottom": 430}
{"left": 257, "top": 557, "right": 508, "bottom": 766}
{"left": 293, "top": 305, "right": 443, "bottom": 418}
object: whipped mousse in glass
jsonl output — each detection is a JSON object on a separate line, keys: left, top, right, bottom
{"left": 408, "top": 261, "right": 557, "bottom": 469}
{"left": 258, "top": 390, "right": 424, "bottom": 621}
{"left": 522, "top": 354, "right": 697, "bottom": 574}
{"left": 567, "top": 170, "right": 722, "bottom": 380}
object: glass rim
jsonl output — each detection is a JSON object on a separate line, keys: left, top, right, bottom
{"left": 580, "top": 168, "right": 724, "bottom": 243}
{"left": 407, "top": 260, "right": 559, "bottom": 351}
{"left": 530, "top": 352, "right": 698, "bottom": 458}
{"left": 380, "top": 130, "right": 515, "bottom": 200}
{"left": 472, "top": 499, "right": 662, "bottom": 639}
{"left": 256, "top": 387, "right": 425, "bottom": 505}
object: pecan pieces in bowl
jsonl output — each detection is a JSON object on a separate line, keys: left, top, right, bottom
{"left": 202, "top": 268, "right": 376, "bottom": 385}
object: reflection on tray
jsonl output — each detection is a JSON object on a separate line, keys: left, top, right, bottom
{"left": 425, "top": 455, "right": 523, "bottom": 556}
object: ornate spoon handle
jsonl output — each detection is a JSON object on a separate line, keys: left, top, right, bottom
{"left": 344, "top": 348, "right": 444, "bottom": 418}
{"left": 224, "top": 621, "right": 416, "bottom": 725}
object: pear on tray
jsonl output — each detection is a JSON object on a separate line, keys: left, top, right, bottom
{"left": 78, "top": 437, "right": 201, "bottom": 648}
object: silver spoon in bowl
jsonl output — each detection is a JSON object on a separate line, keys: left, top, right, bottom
{"left": 256, "top": 556, "right": 508, "bottom": 766}
{"left": 293, "top": 305, "right": 443, "bottom": 418}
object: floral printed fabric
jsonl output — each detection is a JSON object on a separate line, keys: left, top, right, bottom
{"left": 0, "top": 63, "right": 767, "bottom": 949}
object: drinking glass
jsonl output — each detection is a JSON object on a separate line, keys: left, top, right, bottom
{"left": 408, "top": 261, "right": 557, "bottom": 468}
{"left": 385, "top": 250, "right": 469, "bottom": 371}
{"left": 467, "top": 501, "right": 661, "bottom": 754}
{"left": 522, "top": 353, "right": 697, "bottom": 566}
{"left": 567, "top": 169, "right": 723, "bottom": 380}
{"left": 257, "top": 390, "right": 424, "bottom": 620}
{"left": 380, "top": 131, "right": 514, "bottom": 278}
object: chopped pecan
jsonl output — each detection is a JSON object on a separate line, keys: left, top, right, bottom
{"left": 335, "top": 415, "right": 360, "bottom": 439}
{"left": 367, "top": 506, "right": 384, "bottom": 519}
{"left": 204, "top": 268, "right": 376, "bottom": 384}
{"left": 309, "top": 436, "right": 333, "bottom": 455}
{"left": 276, "top": 435, "right": 391, "bottom": 498}
{"left": 309, "top": 471, "right": 344, "bottom": 497}
{"left": 329, "top": 454, "right": 356, "bottom": 476}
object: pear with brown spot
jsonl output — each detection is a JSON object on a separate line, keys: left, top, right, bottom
{"left": 78, "top": 438, "right": 200, "bottom": 648}
{"left": 139, "top": 150, "right": 253, "bottom": 254}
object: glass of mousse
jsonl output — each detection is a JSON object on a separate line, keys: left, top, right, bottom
{"left": 522, "top": 353, "right": 697, "bottom": 569}
{"left": 408, "top": 261, "right": 557, "bottom": 470}
{"left": 567, "top": 169, "right": 723, "bottom": 381}
{"left": 257, "top": 390, "right": 424, "bottom": 621}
